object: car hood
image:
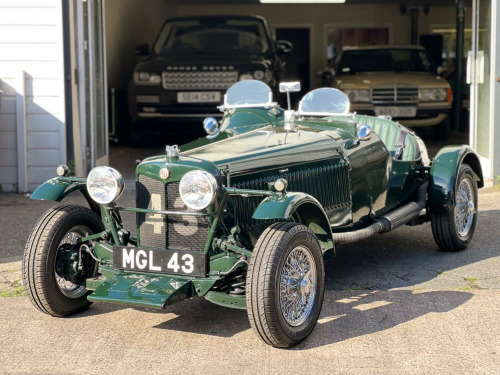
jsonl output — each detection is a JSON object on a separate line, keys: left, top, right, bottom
{"left": 336, "top": 72, "right": 450, "bottom": 89}
{"left": 145, "top": 128, "right": 345, "bottom": 176}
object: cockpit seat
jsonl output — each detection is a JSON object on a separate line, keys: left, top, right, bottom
{"left": 354, "top": 114, "right": 420, "bottom": 161}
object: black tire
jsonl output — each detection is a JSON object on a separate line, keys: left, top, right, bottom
{"left": 22, "top": 205, "right": 104, "bottom": 317}
{"left": 246, "top": 222, "right": 325, "bottom": 348}
{"left": 431, "top": 164, "right": 478, "bottom": 251}
{"left": 434, "top": 116, "right": 451, "bottom": 141}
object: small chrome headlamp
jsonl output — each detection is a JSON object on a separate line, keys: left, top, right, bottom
{"left": 86, "top": 166, "right": 125, "bottom": 205}
{"left": 179, "top": 170, "right": 217, "bottom": 210}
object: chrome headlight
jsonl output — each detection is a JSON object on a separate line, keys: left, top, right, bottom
{"left": 343, "top": 89, "right": 370, "bottom": 103}
{"left": 86, "top": 166, "right": 124, "bottom": 204}
{"left": 179, "top": 171, "right": 217, "bottom": 210}
{"left": 419, "top": 88, "right": 448, "bottom": 102}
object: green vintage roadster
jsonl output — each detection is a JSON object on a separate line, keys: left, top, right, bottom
{"left": 23, "top": 80, "right": 483, "bottom": 348}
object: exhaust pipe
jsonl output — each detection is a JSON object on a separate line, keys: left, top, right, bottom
{"left": 332, "top": 182, "right": 428, "bottom": 245}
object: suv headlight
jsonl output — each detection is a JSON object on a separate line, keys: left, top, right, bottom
{"left": 86, "top": 166, "right": 125, "bottom": 204}
{"left": 343, "top": 89, "right": 370, "bottom": 103}
{"left": 179, "top": 171, "right": 217, "bottom": 210}
{"left": 134, "top": 72, "right": 161, "bottom": 85}
{"left": 419, "top": 88, "right": 449, "bottom": 102}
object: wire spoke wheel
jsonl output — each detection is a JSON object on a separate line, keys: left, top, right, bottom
{"left": 279, "top": 246, "right": 317, "bottom": 327}
{"left": 55, "top": 225, "right": 93, "bottom": 298}
{"left": 454, "top": 179, "right": 475, "bottom": 238}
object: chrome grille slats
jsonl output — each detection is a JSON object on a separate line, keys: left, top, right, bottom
{"left": 371, "top": 85, "right": 418, "bottom": 104}
{"left": 162, "top": 71, "right": 238, "bottom": 90}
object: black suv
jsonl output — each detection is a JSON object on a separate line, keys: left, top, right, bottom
{"left": 128, "top": 15, "right": 291, "bottom": 125}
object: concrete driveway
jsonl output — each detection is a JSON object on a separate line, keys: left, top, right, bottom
{"left": 0, "top": 177, "right": 499, "bottom": 374}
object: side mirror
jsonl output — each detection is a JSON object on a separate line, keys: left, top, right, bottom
{"left": 436, "top": 66, "right": 447, "bottom": 76}
{"left": 276, "top": 40, "right": 293, "bottom": 54}
{"left": 135, "top": 43, "right": 150, "bottom": 56}
{"left": 203, "top": 117, "right": 220, "bottom": 139}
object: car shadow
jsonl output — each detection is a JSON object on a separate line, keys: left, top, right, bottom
{"left": 72, "top": 209, "right": 498, "bottom": 346}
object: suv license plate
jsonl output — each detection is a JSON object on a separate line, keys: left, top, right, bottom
{"left": 177, "top": 92, "right": 221, "bottom": 103}
{"left": 375, "top": 107, "right": 417, "bottom": 118}
{"left": 113, "top": 247, "right": 206, "bottom": 277}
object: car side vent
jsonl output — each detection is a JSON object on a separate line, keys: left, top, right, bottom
{"left": 230, "top": 162, "right": 351, "bottom": 229}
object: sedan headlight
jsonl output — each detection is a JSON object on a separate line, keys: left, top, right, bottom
{"left": 419, "top": 88, "right": 449, "bottom": 102}
{"left": 86, "top": 166, "right": 124, "bottom": 204}
{"left": 343, "top": 89, "right": 370, "bottom": 103}
{"left": 179, "top": 171, "right": 217, "bottom": 210}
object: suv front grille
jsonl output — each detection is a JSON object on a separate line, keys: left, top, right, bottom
{"left": 137, "top": 175, "right": 208, "bottom": 251}
{"left": 162, "top": 71, "right": 239, "bottom": 90}
{"left": 372, "top": 85, "right": 418, "bottom": 104}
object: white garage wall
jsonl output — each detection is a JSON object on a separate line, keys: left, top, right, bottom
{"left": 105, "top": 0, "right": 178, "bottom": 89}
{"left": 0, "top": 0, "right": 66, "bottom": 192}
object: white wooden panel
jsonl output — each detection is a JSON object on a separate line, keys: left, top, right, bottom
{"left": 0, "top": 149, "right": 17, "bottom": 166}
{"left": 0, "top": 96, "right": 16, "bottom": 114}
{"left": 0, "top": 0, "right": 56, "bottom": 8}
{"left": 27, "top": 132, "right": 60, "bottom": 149}
{"left": 2, "top": 183, "right": 16, "bottom": 192}
{"left": 0, "top": 167, "right": 17, "bottom": 183}
{"left": 0, "top": 131, "right": 16, "bottom": 148}
{"left": 0, "top": 114, "right": 16, "bottom": 131}
{"left": 27, "top": 97, "right": 63, "bottom": 115}
{"left": 2, "top": 77, "right": 62, "bottom": 97}
{"left": 27, "top": 166, "right": 56, "bottom": 184}
{"left": 27, "top": 114, "right": 62, "bottom": 131}
{"left": 0, "top": 8, "right": 57, "bottom": 26}
{"left": 27, "top": 149, "right": 60, "bottom": 167}
{"left": 0, "top": 44, "right": 59, "bottom": 62}
{"left": 0, "top": 25, "right": 58, "bottom": 43}
{"left": 0, "top": 62, "right": 61, "bottom": 78}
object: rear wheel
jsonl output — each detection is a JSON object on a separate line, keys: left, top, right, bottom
{"left": 246, "top": 222, "right": 325, "bottom": 348}
{"left": 22, "top": 205, "right": 104, "bottom": 317}
{"left": 431, "top": 164, "right": 478, "bottom": 251}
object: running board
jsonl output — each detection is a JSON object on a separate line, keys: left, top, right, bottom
{"left": 88, "top": 273, "right": 194, "bottom": 309}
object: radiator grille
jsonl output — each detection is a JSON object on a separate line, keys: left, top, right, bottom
{"left": 372, "top": 85, "right": 418, "bottom": 104}
{"left": 136, "top": 176, "right": 209, "bottom": 251}
{"left": 162, "top": 71, "right": 238, "bottom": 90}
{"left": 137, "top": 175, "right": 166, "bottom": 249}
{"left": 230, "top": 162, "right": 351, "bottom": 229}
{"left": 166, "top": 182, "right": 209, "bottom": 251}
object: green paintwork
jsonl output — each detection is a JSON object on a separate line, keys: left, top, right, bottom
{"left": 204, "top": 291, "right": 246, "bottom": 309}
{"left": 30, "top": 177, "right": 86, "bottom": 201}
{"left": 253, "top": 192, "right": 324, "bottom": 220}
{"left": 88, "top": 272, "right": 194, "bottom": 308}
{"left": 429, "top": 146, "right": 483, "bottom": 214}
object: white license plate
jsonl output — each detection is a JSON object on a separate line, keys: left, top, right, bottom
{"left": 177, "top": 92, "right": 221, "bottom": 103}
{"left": 374, "top": 107, "right": 417, "bottom": 118}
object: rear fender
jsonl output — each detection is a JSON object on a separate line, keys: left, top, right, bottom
{"left": 429, "top": 146, "right": 483, "bottom": 214}
{"left": 252, "top": 192, "right": 335, "bottom": 253}
{"left": 30, "top": 177, "right": 101, "bottom": 217}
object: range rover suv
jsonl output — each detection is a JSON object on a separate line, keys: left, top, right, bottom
{"left": 128, "top": 15, "right": 291, "bottom": 125}
{"left": 320, "top": 45, "right": 453, "bottom": 139}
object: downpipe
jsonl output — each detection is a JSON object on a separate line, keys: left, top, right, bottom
{"left": 332, "top": 182, "right": 428, "bottom": 245}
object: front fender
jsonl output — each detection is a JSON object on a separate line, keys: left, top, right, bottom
{"left": 30, "top": 177, "right": 100, "bottom": 216}
{"left": 252, "top": 192, "right": 335, "bottom": 253}
{"left": 429, "top": 146, "right": 483, "bottom": 214}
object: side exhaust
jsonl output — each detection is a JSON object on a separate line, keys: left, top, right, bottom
{"left": 332, "top": 182, "right": 428, "bottom": 245}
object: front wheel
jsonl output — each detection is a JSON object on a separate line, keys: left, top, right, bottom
{"left": 22, "top": 205, "right": 104, "bottom": 317}
{"left": 431, "top": 164, "right": 478, "bottom": 251}
{"left": 246, "top": 222, "right": 325, "bottom": 348}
